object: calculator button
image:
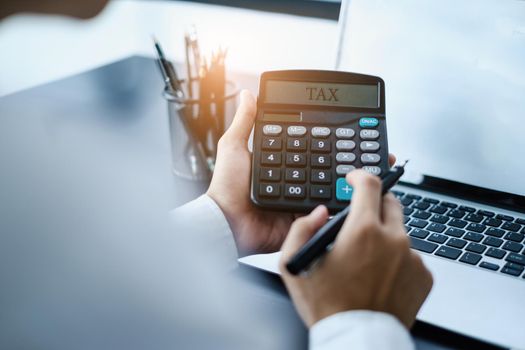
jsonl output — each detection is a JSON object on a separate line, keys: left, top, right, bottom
{"left": 360, "top": 129, "right": 380, "bottom": 140}
{"left": 287, "top": 138, "right": 306, "bottom": 151}
{"left": 311, "top": 170, "right": 331, "bottom": 183}
{"left": 261, "top": 152, "right": 282, "bottom": 165}
{"left": 259, "top": 183, "right": 280, "bottom": 197}
{"left": 311, "top": 185, "right": 331, "bottom": 200}
{"left": 285, "top": 168, "right": 306, "bottom": 183}
{"left": 287, "top": 126, "right": 307, "bottom": 136}
{"left": 360, "top": 141, "right": 380, "bottom": 152}
{"left": 262, "top": 137, "right": 282, "bottom": 150}
{"left": 335, "top": 128, "right": 355, "bottom": 139}
{"left": 336, "top": 178, "right": 353, "bottom": 201}
{"left": 286, "top": 153, "right": 306, "bottom": 167}
{"left": 335, "top": 140, "right": 356, "bottom": 151}
{"left": 311, "top": 127, "right": 331, "bottom": 138}
{"left": 363, "top": 166, "right": 381, "bottom": 176}
{"left": 336, "top": 152, "right": 356, "bottom": 163}
{"left": 263, "top": 124, "right": 282, "bottom": 135}
{"left": 285, "top": 184, "right": 306, "bottom": 199}
{"left": 311, "top": 139, "right": 331, "bottom": 153}
{"left": 311, "top": 155, "right": 331, "bottom": 168}
{"left": 336, "top": 165, "right": 355, "bottom": 175}
{"left": 361, "top": 153, "right": 380, "bottom": 165}
{"left": 359, "top": 117, "right": 379, "bottom": 128}
{"left": 260, "top": 167, "right": 281, "bottom": 181}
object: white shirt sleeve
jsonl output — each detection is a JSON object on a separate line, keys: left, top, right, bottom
{"left": 310, "top": 310, "right": 414, "bottom": 350}
{"left": 172, "top": 197, "right": 415, "bottom": 350}
{"left": 170, "top": 194, "right": 239, "bottom": 268}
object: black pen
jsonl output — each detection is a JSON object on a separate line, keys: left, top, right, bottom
{"left": 153, "top": 37, "right": 182, "bottom": 94}
{"left": 286, "top": 161, "right": 409, "bottom": 275}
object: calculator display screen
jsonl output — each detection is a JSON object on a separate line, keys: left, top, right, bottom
{"left": 265, "top": 80, "right": 379, "bottom": 108}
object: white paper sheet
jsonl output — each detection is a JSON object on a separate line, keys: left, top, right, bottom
{"left": 238, "top": 252, "right": 282, "bottom": 275}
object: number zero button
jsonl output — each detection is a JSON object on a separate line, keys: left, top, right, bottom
{"left": 260, "top": 184, "right": 280, "bottom": 197}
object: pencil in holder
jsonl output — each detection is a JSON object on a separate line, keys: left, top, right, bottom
{"left": 163, "top": 79, "right": 239, "bottom": 181}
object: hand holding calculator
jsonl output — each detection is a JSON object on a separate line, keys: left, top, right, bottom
{"left": 251, "top": 70, "right": 389, "bottom": 213}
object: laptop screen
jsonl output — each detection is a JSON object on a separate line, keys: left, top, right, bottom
{"left": 337, "top": 0, "right": 525, "bottom": 196}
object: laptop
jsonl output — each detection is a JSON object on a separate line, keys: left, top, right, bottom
{"left": 240, "top": 0, "right": 525, "bottom": 348}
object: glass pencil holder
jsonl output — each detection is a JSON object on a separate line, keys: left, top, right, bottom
{"left": 163, "top": 79, "right": 239, "bottom": 181}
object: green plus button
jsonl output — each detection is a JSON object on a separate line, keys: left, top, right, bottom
{"left": 336, "top": 178, "right": 353, "bottom": 201}
{"left": 359, "top": 117, "right": 379, "bottom": 128}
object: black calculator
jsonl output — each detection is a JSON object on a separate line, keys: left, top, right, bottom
{"left": 250, "top": 70, "right": 389, "bottom": 213}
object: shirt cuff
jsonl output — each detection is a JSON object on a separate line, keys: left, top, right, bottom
{"left": 171, "top": 194, "right": 238, "bottom": 263}
{"left": 310, "top": 310, "right": 414, "bottom": 350}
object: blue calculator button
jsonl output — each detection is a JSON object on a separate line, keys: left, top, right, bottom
{"left": 336, "top": 178, "right": 353, "bottom": 201}
{"left": 359, "top": 117, "right": 379, "bottom": 128}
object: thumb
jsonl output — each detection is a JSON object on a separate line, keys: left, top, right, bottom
{"left": 280, "top": 205, "right": 329, "bottom": 269}
{"left": 223, "top": 89, "right": 256, "bottom": 143}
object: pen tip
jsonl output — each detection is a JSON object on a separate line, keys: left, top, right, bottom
{"left": 401, "top": 159, "right": 410, "bottom": 167}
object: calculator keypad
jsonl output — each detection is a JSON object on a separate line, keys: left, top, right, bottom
{"left": 255, "top": 116, "right": 386, "bottom": 210}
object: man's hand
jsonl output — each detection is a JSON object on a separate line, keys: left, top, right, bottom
{"left": 208, "top": 90, "right": 296, "bottom": 256}
{"left": 279, "top": 170, "right": 433, "bottom": 329}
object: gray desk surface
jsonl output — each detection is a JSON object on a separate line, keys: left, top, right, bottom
{"left": 0, "top": 56, "right": 501, "bottom": 350}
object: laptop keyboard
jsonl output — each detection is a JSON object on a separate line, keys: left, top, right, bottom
{"left": 395, "top": 190, "right": 525, "bottom": 279}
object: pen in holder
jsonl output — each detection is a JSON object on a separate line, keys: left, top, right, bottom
{"left": 163, "top": 78, "right": 239, "bottom": 181}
